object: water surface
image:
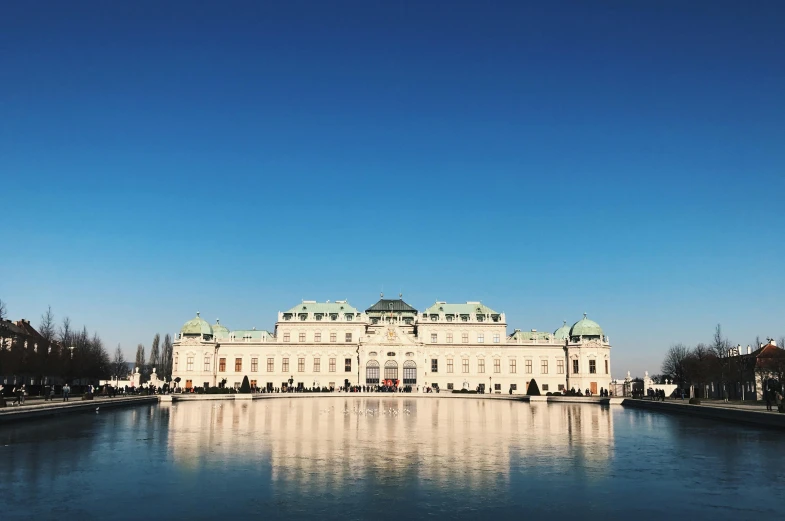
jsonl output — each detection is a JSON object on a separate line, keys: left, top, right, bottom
{"left": 2, "top": 398, "right": 783, "bottom": 520}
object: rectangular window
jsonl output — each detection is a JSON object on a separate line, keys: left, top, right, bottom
{"left": 494, "top": 359, "right": 500, "bottom": 373}
{"left": 329, "top": 358, "right": 336, "bottom": 372}
{"left": 494, "top": 383, "right": 501, "bottom": 391}
{"left": 219, "top": 358, "right": 226, "bottom": 372}
{"left": 251, "top": 358, "right": 258, "bottom": 372}
{"left": 493, "top": 333, "right": 500, "bottom": 343}
{"left": 558, "top": 384, "right": 565, "bottom": 391}
{"left": 204, "top": 357, "right": 211, "bottom": 372}
{"left": 510, "top": 359, "right": 517, "bottom": 374}
{"left": 510, "top": 383, "right": 517, "bottom": 391}
{"left": 558, "top": 360, "right": 565, "bottom": 374}
{"left": 431, "top": 358, "right": 438, "bottom": 373}
{"left": 431, "top": 333, "right": 437, "bottom": 343}
{"left": 282, "top": 358, "right": 289, "bottom": 373}
{"left": 477, "top": 333, "right": 484, "bottom": 343}
{"left": 345, "top": 333, "right": 352, "bottom": 343}
{"left": 330, "top": 333, "right": 337, "bottom": 342}
{"left": 250, "top": 379, "right": 257, "bottom": 388}
{"left": 267, "top": 358, "right": 274, "bottom": 372}
{"left": 478, "top": 359, "right": 485, "bottom": 373}
{"left": 174, "top": 356, "right": 178, "bottom": 371}
{"left": 187, "top": 356, "right": 194, "bottom": 371}
{"left": 542, "top": 384, "right": 549, "bottom": 391}
{"left": 345, "top": 358, "right": 352, "bottom": 372}
{"left": 283, "top": 332, "right": 290, "bottom": 342}
{"left": 235, "top": 358, "right": 242, "bottom": 372}
{"left": 314, "top": 358, "right": 321, "bottom": 372}
{"left": 541, "top": 360, "right": 548, "bottom": 374}
{"left": 462, "top": 359, "right": 469, "bottom": 373}
{"left": 447, "top": 359, "right": 454, "bottom": 373}
{"left": 572, "top": 360, "right": 579, "bottom": 374}
{"left": 525, "top": 360, "right": 532, "bottom": 374}
{"left": 462, "top": 333, "right": 469, "bottom": 343}
{"left": 605, "top": 360, "right": 609, "bottom": 374}
{"left": 299, "top": 332, "right": 306, "bottom": 342}
{"left": 446, "top": 333, "right": 453, "bottom": 343}
{"left": 315, "top": 332, "right": 321, "bottom": 342}
{"left": 447, "top": 383, "right": 454, "bottom": 390}
{"left": 298, "top": 358, "right": 305, "bottom": 372}
{"left": 589, "top": 360, "right": 596, "bottom": 374}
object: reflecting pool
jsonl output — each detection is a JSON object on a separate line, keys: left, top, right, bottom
{"left": 2, "top": 398, "right": 784, "bottom": 520}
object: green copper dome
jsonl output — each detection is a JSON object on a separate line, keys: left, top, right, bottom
{"left": 181, "top": 312, "right": 213, "bottom": 336}
{"left": 569, "top": 314, "right": 603, "bottom": 338}
{"left": 553, "top": 320, "right": 571, "bottom": 340}
{"left": 212, "top": 319, "right": 229, "bottom": 338}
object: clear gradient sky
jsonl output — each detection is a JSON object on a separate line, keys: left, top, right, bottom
{"left": 1, "top": 1, "right": 783, "bottom": 377}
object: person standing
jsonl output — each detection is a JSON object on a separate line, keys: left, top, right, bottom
{"left": 63, "top": 383, "right": 70, "bottom": 402}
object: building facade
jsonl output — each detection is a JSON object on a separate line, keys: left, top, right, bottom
{"left": 172, "top": 297, "right": 613, "bottom": 394}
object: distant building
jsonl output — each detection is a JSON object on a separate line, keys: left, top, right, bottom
{"left": 0, "top": 318, "right": 62, "bottom": 386}
{"left": 172, "top": 296, "right": 613, "bottom": 394}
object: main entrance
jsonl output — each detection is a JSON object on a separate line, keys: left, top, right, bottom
{"left": 403, "top": 360, "right": 417, "bottom": 384}
{"left": 384, "top": 360, "right": 398, "bottom": 381}
{"left": 366, "top": 360, "right": 380, "bottom": 384}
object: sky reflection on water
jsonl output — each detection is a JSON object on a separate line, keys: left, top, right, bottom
{"left": 2, "top": 398, "right": 783, "bottom": 520}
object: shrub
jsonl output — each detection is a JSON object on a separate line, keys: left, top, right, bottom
{"left": 239, "top": 376, "right": 251, "bottom": 394}
{"left": 526, "top": 379, "right": 541, "bottom": 396}
{"left": 689, "top": 397, "right": 701, "bottom": 405}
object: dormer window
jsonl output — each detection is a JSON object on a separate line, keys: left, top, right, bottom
{"left": 345, "top": 314, "right": 353, "bottom": 321}
{"left": 460, "top": 314, "right": 469, "bottom": 322}
{"left": 315, "top": 313, "right": 323, "bottom": 321}
{"left": 283, "top": 314, "right": 292, "bottom": 321}
{"left": 298, "top": 313, "right": 307, "bottom": 321}
{"left": 430, "top": 314, "right": 439, "bottom": 321}
{"left": 330, "top": 313, "right": 338, "bottom": 321}
{"left": 446, "top": 314, "right": 454, "bottom": 322}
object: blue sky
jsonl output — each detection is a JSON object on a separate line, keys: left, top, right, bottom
{"left": 1, "top": 1, "right": 783, "bottom": 377}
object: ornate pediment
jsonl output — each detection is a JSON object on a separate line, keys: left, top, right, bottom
{"left": 363, "top": 326, "right": 421, "bottom": 347}
{"left": 179, "top": 336, "right": 205, "bottom": 346}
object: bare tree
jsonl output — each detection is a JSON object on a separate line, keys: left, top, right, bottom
{"left": 0, "top": 298, "right": 7, "bottom": 321}
{"left": 148, "top": 333, "right": 160, "bottom": 371}
{"left": 710, "top": 324, "right": 732, "bottom": 397}
{"left": 39, "top": 306, "right": 56, "bottom": 341}
{"left": 661, "top": 343, "right": 690, "bottom": 385}
{"left": 135, "top": 344, "right": 146, "bottom": 375}
{"left": 161, "top": 333, "right": 173, "bottom": 379}
{"left": 111, "top": 345, "right": 127, "bottom": 380}
{"left": 59, "top": 316, "right": 73, "bottom": 347}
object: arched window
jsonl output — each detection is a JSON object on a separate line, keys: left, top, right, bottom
{"left": 403, "top": 360, "right": 417, "bottom": 384}
{"left": 366, "top": 360, "right": 380, "bottom": 384}
{"left": 384, "top": 360, "right": 398, "bottom": 381}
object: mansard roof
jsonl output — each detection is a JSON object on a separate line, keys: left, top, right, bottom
{"left": 284, "top": 301, "right": 359, "bottom": 314}
{"left": 365, "top": 298, "right": 418, "bottom": 313}
{"left": 422, "top": 301, "right": 499, "bottom": 316}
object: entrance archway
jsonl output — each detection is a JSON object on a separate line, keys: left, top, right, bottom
{"left": 403, "top": 360, "right": 417, "bottom": 385}
{"left": 366, "top": 360, "right": 380, "bottom": 384}
{"left": 384, "top": 360, "right": 398, "bottom": 381}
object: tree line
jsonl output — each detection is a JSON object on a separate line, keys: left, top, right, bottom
{"left": 0, "top": 299, "right": 110, "bottom": 384}
{"left": 132, "top": 332, "right": 174, "bottom": 382}
{"left": 661, "top": 324, "right": 785, "bottom": 395}
{"left": 1, "top": 298, "right": 175, "bottom": 386}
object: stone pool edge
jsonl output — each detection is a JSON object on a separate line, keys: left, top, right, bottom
{"left": 0, "top": 396, "right": 158, "bottom": 424}
{"left": 621, "top": 399, "right": 785, "bottom": 429}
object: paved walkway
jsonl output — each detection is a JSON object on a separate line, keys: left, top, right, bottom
{"left": 0, "top": 395, "right": 158, "bottom": 422}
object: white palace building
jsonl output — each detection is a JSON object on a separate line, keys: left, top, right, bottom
{"left": 172, "top": 296, "right": 612, "bottom": 395}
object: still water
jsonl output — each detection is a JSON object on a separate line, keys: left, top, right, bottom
{"left": 2, "top": 398, "right": 783, "bottom": 520}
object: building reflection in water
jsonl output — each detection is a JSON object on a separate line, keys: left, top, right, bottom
{"left": 165, "top": 398, "right": 615, "bottom": 490}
